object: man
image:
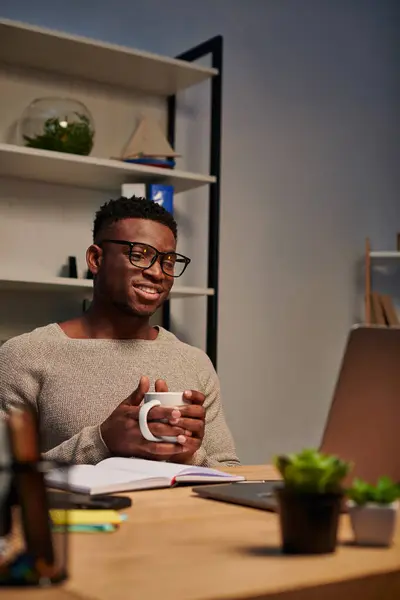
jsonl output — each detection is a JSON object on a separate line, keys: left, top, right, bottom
{"left": 0, "top": 196, "right": 239, "bottom": 467}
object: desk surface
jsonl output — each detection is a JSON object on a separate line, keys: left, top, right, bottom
{"left": 6, "top": 465, "right": 400, "bottom": 600}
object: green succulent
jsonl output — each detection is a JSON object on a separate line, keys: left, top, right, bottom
{"left": 23, "top": 112, "right": 94, "bottom": 155}
{"left": 274, "top": 448, "right": 351, "bottom": 494}
{"left": 347, "top": 476, "right": 400, "bottom": 506}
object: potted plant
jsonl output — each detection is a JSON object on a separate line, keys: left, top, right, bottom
{"left": 274, "top": 448, "right": 351, "bottom": 554}
{"left": 346, "top": 476, "right": 400, "bottom": 546}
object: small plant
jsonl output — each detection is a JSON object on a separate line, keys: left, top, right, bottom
{"left": 274, "top": 448, "right": 351, "bottom": 494}
{"left": 347, "top": 476, "right": 400, "bottom": 506}
{"left": 23, "top": 113, "right": 94, "bottom": 155}
{"left": 274, "top": 449, "right": 351, "bottom": 554}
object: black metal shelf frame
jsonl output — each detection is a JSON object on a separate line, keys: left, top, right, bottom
{"left": 163, "top": 36, "right": 223, "bottom": 369}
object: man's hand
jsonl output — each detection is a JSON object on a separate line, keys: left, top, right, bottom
{"left": 169, "top": 389, "right": 206, "bottom": 464}
{"left": 100, "top": 376, "right": 193, "bottom": 461}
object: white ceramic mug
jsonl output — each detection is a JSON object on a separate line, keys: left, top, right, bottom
{"left": 139, "top": 392, "right": 187, "bottom": 443}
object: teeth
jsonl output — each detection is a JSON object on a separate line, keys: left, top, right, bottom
{"left": 137, "top": 286, "right": 159, "bottom": 295}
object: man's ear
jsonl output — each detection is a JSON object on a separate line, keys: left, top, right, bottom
{"left": 86, "top": 244, "right": 103, "bottom": 276}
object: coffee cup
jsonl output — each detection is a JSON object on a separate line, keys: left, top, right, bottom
{"left": 138, "top": 392, "right": 187, "bottom": 443}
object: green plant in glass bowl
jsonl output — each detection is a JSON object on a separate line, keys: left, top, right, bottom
{"left": 19, "top": 97, "right": 95, "bottom": 156}
{"left": 273, "top": 448, "right": 351, "bottom": 554}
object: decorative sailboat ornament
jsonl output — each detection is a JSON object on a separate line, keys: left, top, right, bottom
{"left": 118, "top": 115, "right": 180, "bottom": 169}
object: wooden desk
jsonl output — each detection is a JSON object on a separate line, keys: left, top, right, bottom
{"left": 6, "top": 465, "right": 400, "bottom": 599}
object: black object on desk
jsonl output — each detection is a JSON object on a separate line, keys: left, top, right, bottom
{"left": 47, "top": 491, "right": 132, "bottom": 511}
{"left": 194, "top": 481, "right": 281, "bottom": 512}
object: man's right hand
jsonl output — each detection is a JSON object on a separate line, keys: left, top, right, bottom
{"left": 100, "top": 376, "right": 190, "bottom": 461}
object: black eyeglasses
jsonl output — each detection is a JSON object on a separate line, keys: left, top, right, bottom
{"left": 100, "top": 239, "right": 191, "bottom": 278}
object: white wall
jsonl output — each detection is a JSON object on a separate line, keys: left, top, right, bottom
{"left": 1, "top": 0, "right": 399, "bottom": 463}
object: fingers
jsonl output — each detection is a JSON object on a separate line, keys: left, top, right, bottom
{"left": 147, "top": 406, "right": 182, "bottom": 423}
{"left": 155, "top": 379, "right": 169, "bottom": 393}
{"left": 123, "top": 376, "right": 150, "bottom": 407}
{"left": 144, "top": 436, "right": 202, "bottom": 458}
{"left": 140, "top": 433, "right": 202, "bottom": 461}
{"left": 124, "top": 392, "right": 205, "bottom": 423}
{"left": 144, "top": 441, "right": 187, "bottom": 457}
{"left": 183, "top": 390, "right": 205, "bottom": 405}
{"left": 138, "top": 375, "right": 150, "bottom": 396}
{"left": 167, "top": 438, "right": 203, "bottom": 463}
{"left": 148, "top": 422, "right": 189, "bottom": 439}
{"left": 172, "top": 417, "right": 204, "bottom": 438}
{"left": 176, "top": 404, "right": 205, "bottom": 420}
{"left": 123, "top": 383, "right": 204, "bottom": 409}
{"left": 124, "top": 405, "right": 185, "bottom": 428}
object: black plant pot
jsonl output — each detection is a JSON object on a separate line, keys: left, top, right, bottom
{"left": 276, "top": 487, "right": 342, "bottom": 555}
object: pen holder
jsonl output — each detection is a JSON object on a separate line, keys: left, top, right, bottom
{"left": 0, "top": 460, "right": 70, "bottom": 587}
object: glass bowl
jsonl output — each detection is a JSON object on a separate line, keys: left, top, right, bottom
{"left": 19, "top": 97, "right": 95, "bottom": 156}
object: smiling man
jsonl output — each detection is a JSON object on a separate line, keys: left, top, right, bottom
{"left": 0, "top": 196, "right": 239, "bottom": 467}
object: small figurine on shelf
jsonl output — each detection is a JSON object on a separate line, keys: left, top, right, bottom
{"left": 117, "top": 115, "right": 180, "bottom": 169}
{"left": 68, "top": 257, "right": 78, "bottom": 279}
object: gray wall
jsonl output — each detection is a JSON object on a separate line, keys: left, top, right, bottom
{"left": 1, "top": 0, "right": 399, "bottom": 463}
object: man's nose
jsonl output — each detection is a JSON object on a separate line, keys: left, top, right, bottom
{"left": 143, "top": 257, "right": 164, "bottom": 280}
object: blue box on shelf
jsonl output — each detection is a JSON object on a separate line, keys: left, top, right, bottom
{"left": 147, "top": 184, "right": 174, "bottom": 215}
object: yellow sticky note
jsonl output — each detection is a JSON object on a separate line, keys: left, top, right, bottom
{"left": 50, "top": 509, "right": 123, "bottom": 526}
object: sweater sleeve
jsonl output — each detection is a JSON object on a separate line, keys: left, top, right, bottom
{"left": 0, "top": 340, "right": 109, "bottom": 465}
{"left": 191, "top": 352, "right": 240, "bottom": 468}
{"left": 42, "top": 425, "right": 110, "bottom": 464}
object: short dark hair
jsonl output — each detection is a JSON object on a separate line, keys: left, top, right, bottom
{"left": 93, "top": 195, "right": 178, "bottom": 241}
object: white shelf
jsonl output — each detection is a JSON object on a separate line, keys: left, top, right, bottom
{"left": 370, "top": 252, "right": 400, "bottom": 259}
{"left": 0, "top": 275, "right": 214, "bottom": 299}
{"left": 0, "top": 276, "right": 93, "bottom": 294}
{"left": 0, "top": 144, "right": 216, "bottom": 194}
{"left": 171, "top": 286, "right": 215, "bottom": 299}
{"left": 0, "top": 18, "right": 217, "bottom": 96}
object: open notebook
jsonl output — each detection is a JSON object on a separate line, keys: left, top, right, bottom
{"left": 46, "top": 457, "right": 245, "bottom": 495}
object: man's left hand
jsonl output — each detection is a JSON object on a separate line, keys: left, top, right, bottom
{"left": 155, "top": 380, "right": 205, "bottom": 463}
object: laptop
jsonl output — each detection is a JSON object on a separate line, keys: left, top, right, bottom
{"left": 194, "top": 325, "right": 400, "bottom": 511}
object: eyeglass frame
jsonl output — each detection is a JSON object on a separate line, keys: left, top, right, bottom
{"left": 99, "top": 239, "right": 191, "bottom": 278}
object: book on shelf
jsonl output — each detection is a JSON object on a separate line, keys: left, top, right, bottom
{"left": 371, "top": 292, "right": 385, "bottom": 325}
{"left": 380, "top": 294, "right": 399, "bottom": 326}
{"left": 370, "top": 292, "right": 399, "bottom": 327}
{"left": 46, "top": 457, "right": 245, "bottom": 495}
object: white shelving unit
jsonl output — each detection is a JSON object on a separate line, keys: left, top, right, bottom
{"left": 0, "top": 275, "right": 214, "bottom": 299}
{"left": 364, "top": 238, "right": 400, "bottom": 326}
{"left": 370, "top": 251, "right": 400, "bottom": 259}
{"left": 0, "top": 19, "right": 217, "bottom": 338}
{"left": 0, "top": 144, "right": 216, "bottom": 194}
{"left": 0, "top": 18, "right": 217, "bottom": 96}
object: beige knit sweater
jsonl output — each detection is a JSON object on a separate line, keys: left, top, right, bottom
{"left": 0, "top": 324, "right": 239, "bottom": 467}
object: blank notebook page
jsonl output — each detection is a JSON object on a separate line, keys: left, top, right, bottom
{"left": 50, "top": 464, "right": 152, "bottom": 489}
{"left": 99, "top": 457, "right": 233, "bottom": 478}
